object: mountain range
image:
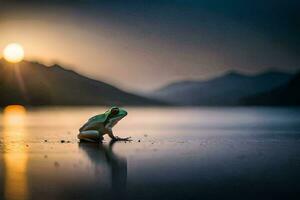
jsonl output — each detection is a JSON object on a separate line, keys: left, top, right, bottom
{"left": 241, "top": 73, "right": 300, "bottom": 106}
{"left": 151, "top": 70, "right": 298, "bottom": 106}
{"left": 0, "top": 59, "right": 163, "bottom": 107}
{"left": 1, "top": 59, "right": 299, "bottom": 107}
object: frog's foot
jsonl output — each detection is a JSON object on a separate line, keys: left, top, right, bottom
{"left": 113, "top": 136, "right": 132, "bottom": 141}
{"left": 77, "top": 130, "right": 103, "bottom": 143}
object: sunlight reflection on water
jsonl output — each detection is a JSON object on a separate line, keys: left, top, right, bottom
{"left": 2, "top": 105, "right": 28, "bottom": 200}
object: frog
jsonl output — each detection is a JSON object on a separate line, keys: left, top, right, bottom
{"left": 77, "top": 107, "right": 131, "bottom": 142}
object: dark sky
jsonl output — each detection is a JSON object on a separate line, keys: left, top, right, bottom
{"left": 0, "top": 0, "right": 299, "bottom": 91}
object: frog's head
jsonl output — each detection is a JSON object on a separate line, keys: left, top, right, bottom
{"left": 105, "top": 107, "right": 127, "bottom": 126}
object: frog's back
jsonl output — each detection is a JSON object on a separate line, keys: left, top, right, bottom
{"left": 88, "top": 113, "right": 108, "bottom": 123}
{"left": 79, "top": 113, "right": 108, "bottom": 132}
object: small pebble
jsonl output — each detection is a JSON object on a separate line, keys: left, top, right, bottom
{"left": 138, "top": 140, "right": 141, "bottom": 142}
{"left": 54, "top": 161, "right": 60, "bottom": 168}
{"left": 60, "top": 140, "right": 65, "bottom": 143}
{"left": 26, "top": 144, "right": 29, "bottom": 147}
{"left": 44, "top": 140, "right": 48, "bottom": 142}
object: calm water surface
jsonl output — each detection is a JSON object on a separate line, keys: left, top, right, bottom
{"left": 0, "top": 107, "right": 300, "bottom": 200}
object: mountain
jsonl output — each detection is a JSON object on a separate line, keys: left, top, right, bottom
{"left": 0, "top": 59, "right": 164, "bottom": 106}
{"left": 151, "top": 70, "right": 294, "bottom": 106}
{"left": 241, "top": 72, "right": 300, "bottom": 106}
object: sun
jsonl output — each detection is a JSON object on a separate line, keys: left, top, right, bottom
{"left": 3, "top": 43, "right": 25, "bottom": 63}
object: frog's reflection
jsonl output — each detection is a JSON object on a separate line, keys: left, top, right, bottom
{"left": 78, "top": 141, "right": 127, "bottom": 194}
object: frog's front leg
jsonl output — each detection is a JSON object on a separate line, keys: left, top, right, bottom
{"left": 77, "top": 130, "right": 104, "bottom": 142}
{"left": 106, "top": 129, "right": 131, "bottom": 141}
{"left": 106, "top": 128, "right": 117, "bottom": 140}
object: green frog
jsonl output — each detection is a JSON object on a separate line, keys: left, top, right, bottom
{"left": 78, "top": 107, "right": 131, "bottom": 142}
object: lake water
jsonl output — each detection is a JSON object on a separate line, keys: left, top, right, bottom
{"left": 0, "top": 106, "right": 300, "bottom": 200}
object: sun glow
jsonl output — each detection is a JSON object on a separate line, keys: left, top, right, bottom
{"left": 3, "top": 43, "right": 25, "bottom": 63}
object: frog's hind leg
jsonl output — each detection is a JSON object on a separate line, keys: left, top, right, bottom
{"left": 77, "top": 130, "right": 103, "bottom": 142}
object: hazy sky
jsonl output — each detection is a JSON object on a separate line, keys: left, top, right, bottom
{"left": 0, "top": 0, "right": 299, "bottom": 92}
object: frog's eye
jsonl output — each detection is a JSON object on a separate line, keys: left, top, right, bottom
{"left": 111, "top": 108, "right": 119, "bottom": 115}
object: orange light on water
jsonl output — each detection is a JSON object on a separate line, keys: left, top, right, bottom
{"left": 3, "top": 105, "right": 27, "bottom": 127}
{"left": 2, "top": 105, "right": 29, "bottom": 200}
